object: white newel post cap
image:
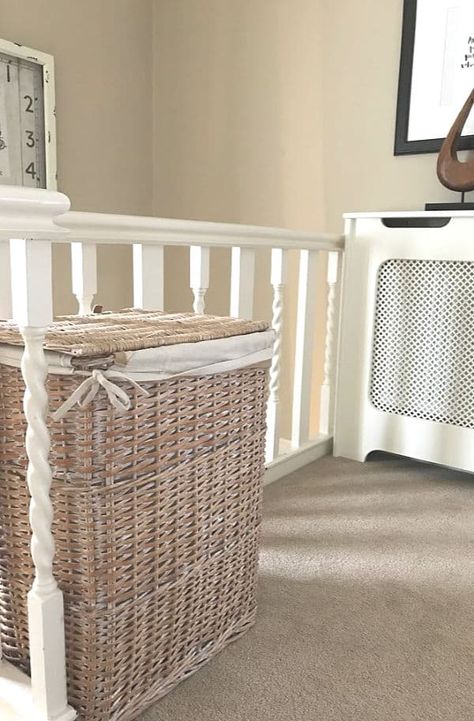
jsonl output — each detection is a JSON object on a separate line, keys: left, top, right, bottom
{"left": 0, "top": 186, "right": 70, "bottom": 240}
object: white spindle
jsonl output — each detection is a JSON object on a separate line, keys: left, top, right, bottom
{"left": 319, "top": 252, "right": 341, "bottom": 436}
{"left": 189, "top": 246, "right": 210, "bottom": 314}
{"left": 265, "top": 249, "right": 288, "bottom": 463}
{"left": 71, "top": 242, "right": 97, "bottom": 314}
{"left": 0, "top": 241, "right": 12, "bottom": 319}
{"left": 0, "top": 247, "right": 10, "bottom": 658}
{"left": 291, "top": 249, "right": 319, "bottom": 449}
{"left": 9, "top": 238, "right": 76, "bottom": 721}
{"left": 133, "top": 244, "right": 164, "bottom": 310}
{"left": 230, "top": 247, "right": 255, "bottom": 319}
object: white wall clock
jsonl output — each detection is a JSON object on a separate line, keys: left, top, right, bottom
{"left": 0, "top": 38, "right": 56, "bottom": 189}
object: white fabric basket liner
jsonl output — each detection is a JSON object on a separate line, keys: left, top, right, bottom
{"left": 0, "top": 329, "right": 274, "bottom": 380}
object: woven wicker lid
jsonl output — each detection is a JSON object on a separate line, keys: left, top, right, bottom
{"left": 0, "top": 309, "right": 269, "bottom": 357}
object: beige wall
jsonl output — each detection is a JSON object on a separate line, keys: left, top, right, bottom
{"left": 1, "top": 1, "right": 457, "bottom": 309}
{"left": 153, "top": 0, "right": 328, "bottom": 434}
{"left": 1, "top": 1, "right": 458, "bottom": 432}
{"left": 321, "top": 0, "right": 458, "bottom": 232}
{"left": 153, "top": 0, "right": 458, "bottom": 233}
{"left": 0, "top": 0, "right": 153, "bottom": 313}
{"left": 152, "top": 0, "right": 461, "bottom": 433}
{"left": 154, "top": 0, "right": 462, "bottom": 231}
{"left": 153, "top": 0, "right": 326, "bottom": 228}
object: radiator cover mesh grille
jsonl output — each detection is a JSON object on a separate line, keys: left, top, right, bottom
{"left": 370, "top": 258, "right": 474, "bottom": 429}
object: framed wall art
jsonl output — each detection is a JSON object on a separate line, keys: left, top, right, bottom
{"left": 395, "top": 0, "right": 474, "bottom": 155}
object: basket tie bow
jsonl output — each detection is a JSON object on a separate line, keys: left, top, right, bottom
{"left": 51, "top": 369, "right": 150, "bottom": 421}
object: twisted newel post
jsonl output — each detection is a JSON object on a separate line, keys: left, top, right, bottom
{"left": 5, "top": 186, "right": 76, "bottom": 721}
{"left": 319, "top": 252, "right": 341, "bottom": 436}
{"left": 20, "top": 325, "right": 75, "bottom": 721}
{"left": 21, "top": 326, "right": 57, "bottom": 597}
{"left": 265, "top": 249, "right": 288, "bottom": 463}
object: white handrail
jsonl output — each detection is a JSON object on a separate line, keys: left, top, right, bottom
{"left": 0, "top": 189, "right": 342, "bottom": 252}
{"left": 56, "top": 210, "right": 344, "bottom": 251}
{"left": 0, "top": 186, "right": 69, "bottom": 240}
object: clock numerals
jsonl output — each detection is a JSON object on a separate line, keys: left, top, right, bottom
{"left": 0, "top": 50, "right": 47, "bottom": 188}
{"left": 25, "top": 161, "right": 36, "bottom": 180}
{"left": 24, "top": 94, "right": 34, "bottom": 113}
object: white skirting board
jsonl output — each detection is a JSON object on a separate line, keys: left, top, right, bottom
{"left": 265, "top": 435, "right": 333, "bottom": 486}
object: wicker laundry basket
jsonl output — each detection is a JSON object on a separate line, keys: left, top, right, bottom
{"left": 0, "top": 310, "right": 271, "bottom": 721}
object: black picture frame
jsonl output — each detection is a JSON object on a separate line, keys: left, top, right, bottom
{"left": 394, "top": 0, "right": 474, "bottom": 156}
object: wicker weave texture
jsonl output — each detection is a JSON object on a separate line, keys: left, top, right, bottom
{"left": 0, "top": 309, "right": 268, "bottom": 356}
{"left": 0, "top": 362, "right": 268, "bottom": 721}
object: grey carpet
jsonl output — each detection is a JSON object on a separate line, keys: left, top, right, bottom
{"left": 139, "top": 453, "right": 474, "bottom": 721}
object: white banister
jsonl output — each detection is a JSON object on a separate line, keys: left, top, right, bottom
{"left": 265, "top": 248, "right": 288, "bottom": 463}
{"left": 189, "top": 246, "right": 210, "bottom": 314}
{"left": 319, "top": 252, "right": 341, "bottom": 436}
{"left": 0, "top": 185, "right": 347, "bottom": 720}
{"left": 58, "top": 210, "right": 344, "bottom": 252}
{"left": 71, "top": 242, "right": 97, "bottom": 315}
{"left": 291, "top": 249, "right": 319, "bottom": 449}
{"left": 133, "top": 244, "right": 164, "bottom": 310}
{"left": 56, "top": 205, "right": 342, "bottom": 480}
{"left": 9, "top": 233, "right": 76, "bottom": 721}
{"left": 230, "top": 247, "right": 255, "bottom": 319}
{"left": 0, "top": 242, "right": 12, "bottom": 319}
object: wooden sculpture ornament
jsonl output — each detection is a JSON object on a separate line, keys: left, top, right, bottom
{"left": 437, "top": 88, "right": 474, "bottom": 193}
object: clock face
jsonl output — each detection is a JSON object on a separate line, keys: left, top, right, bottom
{"left": 0, "top": 51, "right": 47, "bottom": 188}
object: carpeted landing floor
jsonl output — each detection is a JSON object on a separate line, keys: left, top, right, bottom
{"left": 139, "top": 453, "right": 474, "bottom": 721}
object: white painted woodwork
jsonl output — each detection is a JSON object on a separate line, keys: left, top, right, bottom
{"left": 58, "top": 210, "right": 344, "bottom": 251}
{"left": 334, "top": 212, "right": 474, "bottom": 474}
{"left": 189, "top": 246, "right": 210, "bottom": 314}
{"left": 133, "top": 243, "right": 164, "bottom": 310}
{"left": 265, "top": 249, "right": 288, "bottom": 463}
{"left": 20, "top": 327, "right": 57, "bottom": 593}
{"left": 3, "top": 189, "right": 75, "bottom": 721}
{"left": 71, "top": 242, "right": 97, "bottom": 314}
{"left": 0, "top": 241, "right": 12, "bottom": 318}
{"left": 9, "top": 239, "right": 53, "bottom": 327}
{"left": 265, "top": 435, "right": 333, "bottom": 486}
{"left": 291, "top": 249, "right": 319, "bottom": 449}
{"left": 0, "top": 186, "right": 69, "bottom": 240}
{"left": 230, "top": 247, "right": 255, "bottom": 319}
{"left": 319, "top": 251, "right": 341, "bottom": 436}
{"left": 13, "top": 265, "right": 74, "bottom": 721}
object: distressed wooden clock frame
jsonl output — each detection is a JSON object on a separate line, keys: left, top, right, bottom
{"left": 0, "top": 38, "right": 57, "bottom": 190}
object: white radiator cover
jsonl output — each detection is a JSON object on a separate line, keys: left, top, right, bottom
{"left": 334, "top": 212, "right": 474, "bottom": 473}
